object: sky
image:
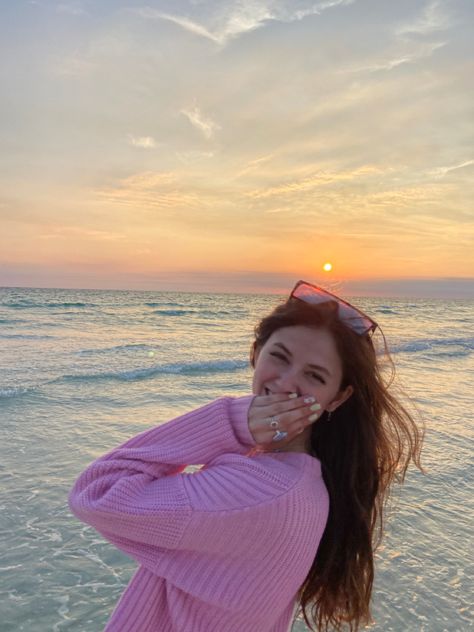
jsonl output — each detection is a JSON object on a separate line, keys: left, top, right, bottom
{"left": 1, "top": 0, "right": 473, "bottom": 297}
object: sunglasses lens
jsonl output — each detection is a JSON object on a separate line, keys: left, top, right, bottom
{"left": 291, "top": 282, "right": 376, "bottom": 335}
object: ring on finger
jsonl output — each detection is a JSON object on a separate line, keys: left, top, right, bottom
{"left": 272, "top": 430, "right": 288, "bottom": 442}
{"left": 267, "top": 416, "right": 280, "bottom": 429}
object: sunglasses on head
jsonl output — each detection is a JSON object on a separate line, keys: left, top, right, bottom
{"left": 290, "top": 280, "right": 378, "bottom": 336}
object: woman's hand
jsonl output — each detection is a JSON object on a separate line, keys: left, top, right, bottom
{"left": 248, "top": 393, "right": 322, "bottom": 448}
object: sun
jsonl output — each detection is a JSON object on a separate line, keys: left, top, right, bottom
{"left": 323, "top": 262, "right": 333, "bottom": 272}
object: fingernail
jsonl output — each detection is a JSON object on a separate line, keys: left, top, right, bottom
{"left": 303, "top": 396, "right": 315, "bottom": 404}
{"left": 310, "top": 403, "right": 321, "bottom": 411}
{"left": 289, "top": 393, "right": 298, "bottom": 399}
{"left": 308, "top": 413, "right": 319, "bottom": 422}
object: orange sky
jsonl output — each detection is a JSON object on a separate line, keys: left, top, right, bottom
{"left": 1, "top": 1, "right": 473, "bottom": 297}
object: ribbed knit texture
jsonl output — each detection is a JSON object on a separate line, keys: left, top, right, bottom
{"left": 69, "top": 396, "right": 329, "bottom": 631}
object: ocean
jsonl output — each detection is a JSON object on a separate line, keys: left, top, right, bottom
{"left": 0, "top": 286, "right": 472, "bottom": 632}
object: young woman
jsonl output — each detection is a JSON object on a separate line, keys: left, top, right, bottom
{"left": 69, "top": 280, "right": 423, "bottom": 631}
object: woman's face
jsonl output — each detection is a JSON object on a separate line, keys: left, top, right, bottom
{"left": 252, "top": 325, "right": 353, "bottom": 413}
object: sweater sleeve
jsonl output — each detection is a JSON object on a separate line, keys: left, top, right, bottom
{"left": 68, "top": 396, "right": 273, "bottom": 556}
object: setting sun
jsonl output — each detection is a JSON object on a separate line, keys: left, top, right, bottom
{"left": 323, "top": 263, "right": 333, "bottom": 272}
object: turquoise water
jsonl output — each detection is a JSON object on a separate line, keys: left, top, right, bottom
{"left": 0, "top": 287, "right": 473, "bottom": 631}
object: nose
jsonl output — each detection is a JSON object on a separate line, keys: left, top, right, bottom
{"left": 273, "top": 367, "right": 301, "bottom": 395}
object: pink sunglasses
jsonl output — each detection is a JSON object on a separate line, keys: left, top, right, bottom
{"left": 290, "top": 280, "right": 378, "bottom": 335}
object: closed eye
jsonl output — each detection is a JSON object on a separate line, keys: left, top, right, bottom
{"left": 307, "top": 371, "right": 326, "bottom": 384}
{"left": 270, "top": 351, "right": 288, "bottom": 363}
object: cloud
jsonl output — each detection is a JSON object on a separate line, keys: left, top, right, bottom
{"left": 53, "top": 54, "right": 95, "bottom": 76}
{"left": 246, "top": 165, "right": 387, "bottom": 199}
{"left": 234, "top": 153, "right": 277, "bottom": 178}
{"left": 96, "top": 171, "right": 202, "bottom": 212}
{"left": 180, "top": 106, "right": 221, "bottom": 139}
{"left": 348, "top": 40, "right": 446, "bottom": 73}
{"left": 343, "top": 1, "right": 451, "bottom": 76}
{"left": 175, "top": 150, "right": 215, "bottom": 164}
{"left": 429, "top": 159, "right": 474, "bottom": 178}
{"left": 127, "top": 135, "right": 157, "bottom": 148}
{"left": 56, "top": 2, "right": 87, "bottom": 16}
{"left": 133, "top": 1, "right": 356, "bottom": 46}
{"left": 137, "top": 9, "right": 221, "bottom": 43}
{"left": 396, "top": 0, "right": 451, "bottom": 37}
{"left": 39, "top": 226, "right": 125, "bottom": 241}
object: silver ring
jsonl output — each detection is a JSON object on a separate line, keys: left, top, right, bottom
{"left": 267, "top": 416, "right": 280, "bottom": 429}
{"left": 272, "top": 430, "right": 288, "bottom": 442}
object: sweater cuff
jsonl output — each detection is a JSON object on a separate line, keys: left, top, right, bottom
{"left": 228, "top": 395, "right": 257, "bottom": 448}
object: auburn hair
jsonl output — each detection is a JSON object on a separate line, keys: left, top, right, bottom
{"left": 250, "top": 298, "right": 423, "bottom": 631}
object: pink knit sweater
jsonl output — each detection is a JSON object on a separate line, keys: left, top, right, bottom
{"left": 69, "top": 396, "right": 329, "bottom": 631}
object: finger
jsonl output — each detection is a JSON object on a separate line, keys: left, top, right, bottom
{"left": 260, "top": 396, "right": 321, "bottom": 420}
{"left": 251, "top": 393, "right": 298, "bottom": 407}
{"left": 252, "top": 393, "right": 318, "bottom": 412}
{"left": 258, "top": 407, "right": 322, "bottom": 446}
{"left": 275, "top": 405, "right": 321, "bottom": 431}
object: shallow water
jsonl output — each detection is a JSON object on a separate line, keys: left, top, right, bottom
{"left": 0, "top": 287, "right": 473, "bottom": 631}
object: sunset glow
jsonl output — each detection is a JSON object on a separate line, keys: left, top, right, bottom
{"left": 0, "top": 1, "right": 473, "bottom": 298}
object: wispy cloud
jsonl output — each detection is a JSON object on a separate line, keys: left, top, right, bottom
{"left": 53, "top": 53, "right": 95, "bottom": 76}
{"left": 127, "top": 135, "right": 156, "bottom": 149}
{"left": 348, "top": 40, "right": 446, "bottom": 73}
{"left": 96, "top": 171, "right": 201, "bottom": 212}
{"left": 234, "top": 153, "right": 276, "bottom": 179}
{"left": 180, "top": 106, "right": 220, "bottom": 139}
{"left": 56, "top": 2, "right": 87, "bottom": 16}
{"left": 175, "top": 150, "right": 215, "bottom": 164}
{"left": 344, "top": 1, "right": 451, "bottom": 75}
{"left": 429, "top": 160, "right": 474, "bottom": 178}
{"left": 137, "top": 9, "right": 222, "bottom": 44}
{"left": 396, "top": 0, "right": 451, "bottom": 37}
{"left": 246, "top": 165, "right": 387, "bottom": 199}
{"left": 39, "top": 226, "right": 124, "bottom": 240}
{"left": 133, "top": 1, "right": 356, "bottom": 46}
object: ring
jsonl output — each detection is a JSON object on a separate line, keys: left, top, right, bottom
{"left": 267, "top": 416, "right": 280, "bottom": 429}
{"left": 272, "top": 430, "right": 288, "bottom": 442}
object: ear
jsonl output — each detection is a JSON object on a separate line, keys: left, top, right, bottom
{"left": 326, "top": 384, "right": 354, "bottom": 412}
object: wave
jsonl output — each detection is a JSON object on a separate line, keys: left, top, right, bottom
{"left": 77, "top": 343, "right": 152, "bottom": 356}
{"left": 0, "top": 318, "right": 29, "bottom": 324}
{"left": 145, "top": 302, "right": 184, "bottom": 308}
{"left": 151, "top": 308, "right": 239, "bottom": 318}
{"left": 60, "top": 359, "right": 249, "bottom": 383}
{"left": 392, "top": 336, "right": 474, "bottom": 357}
{"left": 151, "top": 308, "right": 198, "bottom": 316}
{"left": 0, "top": 386, "right": 36, "bottom": 399}
{"left": 4, "top": 301, "right": 96, "bottom": 310}
{"left": 0, "top": 334, "right": 57, "bottom": 340}
{"left": 373, "top": 307, "right": 399, "bottom": 315}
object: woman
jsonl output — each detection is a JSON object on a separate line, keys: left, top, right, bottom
{"left": 69, "top": 280, "right": 423, "bottom": 631}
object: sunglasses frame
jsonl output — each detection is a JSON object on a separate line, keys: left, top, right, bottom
{"left": 290, "top": 280, "right": 378, "bottom": 336}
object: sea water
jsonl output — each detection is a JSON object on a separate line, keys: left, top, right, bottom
{"left": 0, "top": 287, "right": 472, "bottom": 632}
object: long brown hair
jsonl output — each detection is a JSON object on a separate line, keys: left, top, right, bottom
{"left": 250, "top": 298, "right": 423, "bottom": 631}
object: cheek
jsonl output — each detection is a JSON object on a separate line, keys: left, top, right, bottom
{"left": 251, "top": 372, "right": 258, "bottom": 394}
{"left": 251, "top": 357, "right": 273, "bottom": 393}
{"left": 251, "top": 362, "right": 264, "bottom": 393}
{"left": 311, "top": 381, "right": 341, "bottom": 407}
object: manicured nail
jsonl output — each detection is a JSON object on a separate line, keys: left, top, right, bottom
{"left": 308, "top": 413, "right": 319, "bottom": 422}
{"left": 310, "top": 403, "right": 321, "bottom": 411}
{"left": 303, "top": 396, "right": 315, "bottom": 404}
{"left": 289, "top": 392, "right": 298, "bottom": 399}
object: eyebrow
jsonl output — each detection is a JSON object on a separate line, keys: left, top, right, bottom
{"left": 273, "top": 342, "right": 332, "bottom": 376}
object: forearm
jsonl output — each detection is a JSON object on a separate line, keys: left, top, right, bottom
{"left": 68, "top": 396, "right": 255, "bottom": 547}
